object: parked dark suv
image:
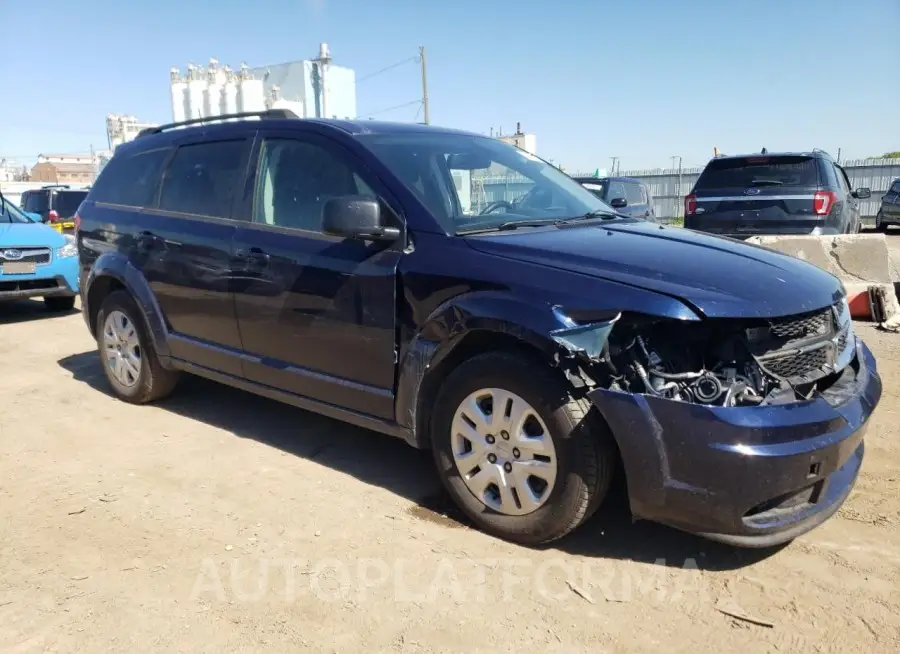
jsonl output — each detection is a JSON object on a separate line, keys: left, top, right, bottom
{"left": 572, "top": 176, "right": 656, "bottom": 220}
{"left": 77, "top": 111, "right": 881, "bottom": 547}
{"left": 875, "top": 177, "right": 900, "bottom": 232}
{"left": 684, "top": 151, "right": 870, "bottom": 237}
{"left": 20, "top": 185, "right": 89, "bottom": 234}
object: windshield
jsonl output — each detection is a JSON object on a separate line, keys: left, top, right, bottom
{"left": 1, "top": 196, "right": 36, "bottom": 224}
{"left": 357, "top": 132, "right": 615, "bottom": 234}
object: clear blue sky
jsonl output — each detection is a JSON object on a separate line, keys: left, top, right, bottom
{"left": 1, "top": 0, "right": 897, "bottom": 171}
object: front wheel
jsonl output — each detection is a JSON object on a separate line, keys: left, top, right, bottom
{"left": 431, "top": 351, "right": 616, "bottom": 545}
{"left": 875, "top": 212, "right": 887, "bottom": 232}
{"left": 95, "top": 290, "right": 180, "bottom": 404}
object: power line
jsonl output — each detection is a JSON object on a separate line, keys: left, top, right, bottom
{"left": 356, "top": 56, "right": 418, "bottom": 85}
{"left": 359, "top": 99, "right": 422, "bottom": 119}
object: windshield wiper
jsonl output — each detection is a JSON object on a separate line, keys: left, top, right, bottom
{"left": 554, "top": 210, "right": 622, "bottom": 224}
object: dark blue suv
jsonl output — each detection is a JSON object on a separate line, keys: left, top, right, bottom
{"left": 77, "top": 111, "right": 881, "bottom": 547}
{"left": 684, "top": 150, "right": 870, "bottom": 237}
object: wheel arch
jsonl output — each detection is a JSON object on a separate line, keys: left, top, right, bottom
{"left": 396, "top": 291, "right": 567, "bottom": 449}
{"left": 84, "top": 253, "right": 173, "bottom": 365}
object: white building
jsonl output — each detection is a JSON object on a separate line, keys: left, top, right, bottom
{"left": 169, "top": 45, "right": 357, "bottom": 123}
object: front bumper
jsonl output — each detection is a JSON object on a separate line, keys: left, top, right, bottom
{"left": 0, "top": 256, "right": 80, "bottom": 301}
{"left": 588, "top": 339, "right": 881, "bottom": 548}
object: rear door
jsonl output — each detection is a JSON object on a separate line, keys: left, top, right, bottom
{"left": 687, "top": 155, "right": 822, "bottom": 236}
{"left": 142, "top": 137, "right": 253, "bottom": 376}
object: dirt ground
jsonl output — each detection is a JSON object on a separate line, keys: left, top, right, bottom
{"left": 1, "top": 298, "right": 898, "bottom": 653}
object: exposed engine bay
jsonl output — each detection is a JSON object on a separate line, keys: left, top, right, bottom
{"left": 553, "top": 299, "right": 856, "bottom": 407}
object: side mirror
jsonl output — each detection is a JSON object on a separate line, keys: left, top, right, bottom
{"left": 610, "top": 197, "right": 628, "bottom": 209}
{"left": 853, "top": 187, "right": 871, "bottom": 200}
{"left": 322, "top": 196, "right": 400, "bottom": 242}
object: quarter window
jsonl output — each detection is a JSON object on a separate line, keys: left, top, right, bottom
{"left": 159, "top": 140, "right": 248, "bottom": 218}
{"left": 91, "top": 149, "right": 170, "bottom": 208}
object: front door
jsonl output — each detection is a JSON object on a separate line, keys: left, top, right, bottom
{"left": 231, "top": 129, "right": 402, "bottom": 420}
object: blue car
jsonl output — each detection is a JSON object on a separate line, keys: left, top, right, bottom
{"left": 0, "top": 192, "right": 80, "bottom": 311}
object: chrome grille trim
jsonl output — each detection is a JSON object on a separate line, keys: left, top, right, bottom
{"left": 0, "top": 247, "right": 52, "bottom": 265}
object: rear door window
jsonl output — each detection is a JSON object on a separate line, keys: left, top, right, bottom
{"left": 695, "top": 156, "right": 819, "bottom": 190}
{"left": 159, "top": 140, "right": 249, "bottom": 218}
{"left": 91, "top": 148, "right": 170, "bottom": 207}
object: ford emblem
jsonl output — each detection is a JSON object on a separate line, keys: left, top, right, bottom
{"left": 744, "top": 188, "right": 761, "bottom": 195}
{"left": 2, "top": 249, "right": 24, "bottom": 261}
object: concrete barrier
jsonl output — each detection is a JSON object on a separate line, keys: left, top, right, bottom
{"left": 744, "top": 234, "right": 898, "bottom": 321}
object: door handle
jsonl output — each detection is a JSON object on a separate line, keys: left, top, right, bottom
{"left": 136, "top": 230, "right": 162, "bottom": 250}
{"left": 235, "top": 247, "right": 270, "bottom": 267}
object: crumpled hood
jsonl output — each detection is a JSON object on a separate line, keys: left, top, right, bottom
{"left": 0, "top": 222, "right": 66, "bottom": 248}
{"left": 464, "top": 221, "right": 843, "bottom": 319}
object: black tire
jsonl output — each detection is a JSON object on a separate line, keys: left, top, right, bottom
{"left": 431, "top": 351, "right": 616, "bottom": 545}
{"left": 875, "top": 212, "right": 887, "bottom": 232}
{"left": 44, "top": 295, "right": 76, "bottom": 312}
{"left": 95, "top": 290, "right": 180, "bottom": 404}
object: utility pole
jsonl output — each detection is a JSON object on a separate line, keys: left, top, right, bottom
{"left": 90, "top": 144, "right": 96, "bottom": 183}
{"left": 419, "top": 45, "right": 430, "bottom": 125}
{"left": 672, "top": 155, "right": 683, "bottom": 217}
{"left": 610, "top": 157, "right": 619, "bottom": 176}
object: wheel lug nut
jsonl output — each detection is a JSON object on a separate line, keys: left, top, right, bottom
{"left": 504, "top": 462, "right": 512, "bottom": 473}
{"left": 486, "top": 435, "right": 495, "bottom": 444}
{"left": 487, "top": 453, "right": 497, "bottom": 464}
{"left": 512, "top": 448, "right": 520, "bottom": 458}
{"left": 501, "top": 431, "right": 510, "bottom": 440}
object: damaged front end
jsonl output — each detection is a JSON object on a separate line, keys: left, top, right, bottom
{"left": 548, "top": 297, "right": 881, "bottom": 547}
{"left": 551, "top": 297, "right": 857, "bottom": 408}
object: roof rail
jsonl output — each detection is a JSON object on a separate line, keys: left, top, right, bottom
{"left": 41, "top": 184, "right": 71, "bottom": 189}
{"left": 137, "top": 109, "right": 299, "bottom": 138}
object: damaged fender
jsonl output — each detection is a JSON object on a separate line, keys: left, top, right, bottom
{"left": 395, "top": 291, "right": 567, "bottom": 445}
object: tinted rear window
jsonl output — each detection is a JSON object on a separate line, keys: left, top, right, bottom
{"left": 159, "top": 140, "right": 248, "bottom": 218}
{"left": 53, "top": 191, "right": 88, "bottom": 217}
{"left": 22, "top": 192, "right": 48, "bottom": 212}
{"left": 695, "top": 156, "right": 819, "bottom": 190}
{"left": 90, "top": 148, "right": 170, "bottom": 207}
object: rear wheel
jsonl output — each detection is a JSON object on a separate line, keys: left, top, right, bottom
{"left": 875, "top": 212, "right": 888, "bottom": 232}
{"left": 431, "top": 351, "right": 615, "bottom": 545}
{"left": 95, "top": 290, "right": 180, "bottom": 404}
{"left": 44, "top": 296, "right": 76, "bottom": 312}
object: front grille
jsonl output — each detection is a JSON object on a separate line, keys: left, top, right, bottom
{"left": 762, "top": 346, "right": 830, "bottom": 379}
{"left": 769, "top": 306, "right": 831, "bottom": 340}
{"left": 0, "top": 247, "right": 51, "bottom": 265}
{"left": 750, "top": 300, "right": 853, "bottom": 382}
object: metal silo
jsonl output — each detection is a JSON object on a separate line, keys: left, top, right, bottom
{"left": 221, "top": 66, "right": 239, "bottom": 116}
{"left": 185, "top": 64, "right": 206, "bottom": 119}
{"left": 204, "top": 58, "right": 224, "bottom": 118}
{"left": 170, "top": 68, "right": 187, "bottom": 123}
{"left": 237, "top": 63, "right": 265, "bottom": 113}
